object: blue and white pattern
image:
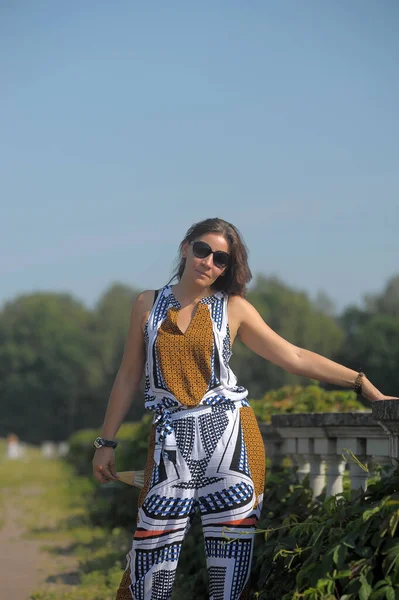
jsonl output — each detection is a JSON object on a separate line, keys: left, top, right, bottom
{"left": 198, "top": 481, "right": 254, "bottom": 514}
{"left": 120, "top": 403, "right": 263, "bottom": 600}
{"left": 143, "top": 285, "right": 249, "bottom": 465}
{"left": 116, "top": 285, "right": 264, "bottom": 600}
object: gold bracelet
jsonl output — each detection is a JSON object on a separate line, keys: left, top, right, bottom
{"left": 353, "top": 371, "right": 365, "bottom": 395}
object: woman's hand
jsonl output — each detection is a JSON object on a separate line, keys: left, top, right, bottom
{"left": 92, "top": 447, "right": 119, "bottom": 484}
{"left": 361, "top": 377, "right": 399, "bottom": 402}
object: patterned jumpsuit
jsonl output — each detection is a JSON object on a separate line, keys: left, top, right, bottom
{"left": 116, "top": 285, "right": 265, "bottom": 600}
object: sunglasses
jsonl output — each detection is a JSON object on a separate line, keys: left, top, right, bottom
{"left": 191, "top": 240, "right": 230, "bottom": 269}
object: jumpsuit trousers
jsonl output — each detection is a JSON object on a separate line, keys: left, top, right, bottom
{"left": 116, "top": 402, "right": 265, "bottom": 600}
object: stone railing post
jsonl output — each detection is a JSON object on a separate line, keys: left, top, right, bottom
{"left": 314, "top": 439, "right": 346, "bottom": 497}
{"left": 343, "top": 438, "right": 368, "bottom": 491}
{"left": 323, "top": 454, "right": 347, "bottom": 496}
{"left": 373, "top": 399, "right": 399, "bottom": 469}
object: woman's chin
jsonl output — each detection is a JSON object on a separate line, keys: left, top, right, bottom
{"left": 193, "top": 270, "right": 213, "bottom": 287}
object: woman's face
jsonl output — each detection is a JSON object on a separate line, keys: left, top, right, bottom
{"left": 182, "top": 232, "right": 230, "bottom": 287}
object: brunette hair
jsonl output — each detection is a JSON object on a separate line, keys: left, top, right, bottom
{"left": 169, "top": 217, "right": 252, "bottom": 296}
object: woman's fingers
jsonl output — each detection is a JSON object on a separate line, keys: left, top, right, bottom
{"left": 93, "top": 465, "right": 109, "bottom": 483}
{"left": 109, "top": 464, "right": 119, "bottom": 479}
{"left": 93, "top": 463, "right": 119, "bottom": 483}
{"left": 101, "top": 464, "right": 119, "bottom": 481}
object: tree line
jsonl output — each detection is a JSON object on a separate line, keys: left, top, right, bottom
{"left": 1, "top": 274, "right": 398, "bottom": 443}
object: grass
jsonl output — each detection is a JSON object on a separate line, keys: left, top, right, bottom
{"left": 0, "top": 445, "right": 131, "bottom": 600}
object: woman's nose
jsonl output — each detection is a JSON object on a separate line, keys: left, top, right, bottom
{"left": 202, "top": 254, "right": 214, "bottom": 268}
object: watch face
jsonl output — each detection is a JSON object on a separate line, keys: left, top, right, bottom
{"left": 93, "top": 437, "right": 104, "bottom": 448}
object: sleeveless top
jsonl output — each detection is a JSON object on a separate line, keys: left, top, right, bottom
{"left": 144, "top": 284, "right": 250, "bottom": 461}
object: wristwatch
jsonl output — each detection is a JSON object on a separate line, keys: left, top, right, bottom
{"left": 93, "top": 436, "right": 118, "bottom": 449}
{"left": 353, "top": 371, "right": 365, "bottom": 396}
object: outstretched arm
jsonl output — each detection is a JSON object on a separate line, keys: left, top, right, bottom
{"left": 232, "top": 296, "right": 397, "bottom": 402}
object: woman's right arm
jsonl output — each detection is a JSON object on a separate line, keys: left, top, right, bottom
{"left": 92, "top": 290, "right": 154, "bottom": 483}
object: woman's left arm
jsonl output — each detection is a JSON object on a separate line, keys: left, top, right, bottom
{"left": 233, "top": 296, "right": 398, "bottom": 402}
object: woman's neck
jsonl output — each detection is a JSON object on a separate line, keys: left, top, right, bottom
{"left": 171, "top": 280, "right": 213, "bottom": 307}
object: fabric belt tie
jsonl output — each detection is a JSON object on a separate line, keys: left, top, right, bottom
{"left": 152, "top": 397, "right": 250, "bottom": 465}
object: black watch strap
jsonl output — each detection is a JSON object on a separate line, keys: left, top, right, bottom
{"left": 93, "top": 436, "right": 118, "bottom": 449}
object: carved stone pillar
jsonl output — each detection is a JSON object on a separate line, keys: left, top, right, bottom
{"left": 373, "top": 399, "right": 399, "bottom": 467}
{"left": 323, "top": 455, "right": 346, "bottom": 496}
{"left": 347, "top": 457, "right": 369, "bottom": 490}
{"left": 309, "top": 454, "right": 326, "bottom": 497}
{"left": 337, "top": 437, "right": 368, "bottom": 490}
{"left": 293, "top": 454, "right": 311, "bottom": 483}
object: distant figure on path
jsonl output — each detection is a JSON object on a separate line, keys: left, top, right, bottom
{"left": 7, "top": 433, "right": 22, "bottom": 459}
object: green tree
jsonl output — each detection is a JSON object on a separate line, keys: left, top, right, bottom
{"left": 313, "top": 290, "right": 336, "bottom": 317}
{"left": 364, "top": 274, "right": 399, "bottom": 318}
{"left": 336, "top": 274, "right": 399, "bottom": 397}
{"left": 92, "top": 283, "right": 137, "bottom": 379}
{"left": 0, "top": 293, "right": 102, "bottom": 442}
{"left": 337, "top": 314, "right": 399, "bottom": 395}
{"left": 231, "top": 276, "right": 345, "bottom": 398}
{"left": 90, "top": 283, "right": 145, "bottom": 422}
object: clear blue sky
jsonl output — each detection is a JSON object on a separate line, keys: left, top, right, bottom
{"left": 1, "top": 1, "right": 398, "bottom": 314}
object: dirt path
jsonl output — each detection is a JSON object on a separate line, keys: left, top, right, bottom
{"left": 0, "top": 487, "right": 79, "bottom": 600}
{"left": 0, "top": 495, "right": 47, "bottom": 600}
{"left": 0, "top": 450, "right": 125, "bottom": 600}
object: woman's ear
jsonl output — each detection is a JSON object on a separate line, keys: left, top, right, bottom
{"left": 181, "top": 241, "right": 189, "bottom": 259}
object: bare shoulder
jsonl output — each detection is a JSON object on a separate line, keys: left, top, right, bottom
{"left": 128, "top": 289, "right": 157, "bottom": 332}
{"left": 227, "top": 294, "right": 254, "bottom": 318}
{"left": 134, "top": 289, "right": 157, "bottom": 312}
{"left": 228, "top": 294, "right": 251, "bottom": 307}
{"left": 227, "top": 294, "right": 254, "bottom": 344}
{"left": 119, "top": 291, "right": 157, "bottom": 380}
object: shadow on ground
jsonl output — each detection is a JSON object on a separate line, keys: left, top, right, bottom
{"left": 45, "top": 571, "right": 81, "bottom": 585}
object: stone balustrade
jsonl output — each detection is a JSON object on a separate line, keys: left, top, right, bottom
{"left": 258, "top": 399, "right": 399, "bottom": 497}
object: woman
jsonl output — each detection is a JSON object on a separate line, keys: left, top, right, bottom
{"left": 93, "top": 217, "right": 396, "bottom": 600}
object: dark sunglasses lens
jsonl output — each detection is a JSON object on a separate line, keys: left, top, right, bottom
{"left": 214, "top": 252, "right": 229, "bottom": 268}
{"left": 192, "top": 241, "right": 211, "bottom": 258}
{"left": 192, "top": 241, "right": 229, "bottom": 269}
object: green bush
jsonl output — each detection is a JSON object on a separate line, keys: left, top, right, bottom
{"left": 67, "top": 419, "right": 151, "bottom": 477}
{"left": 169, "top": 465, "right": 399, "bottom": 599}
{"left": 116, "top": 414, "right": 153, "bottom": 472}
{"left": 67, "top": 427, "right": 100, "bottom": 476}
{"left": 249, "top": 465, "right": 399, "bottom": 599}
{"left": 250, "top": 383, "right": 366, "bottom": 423}
{"left": 67, "top": 415, "right": 153, "bottom": 530}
